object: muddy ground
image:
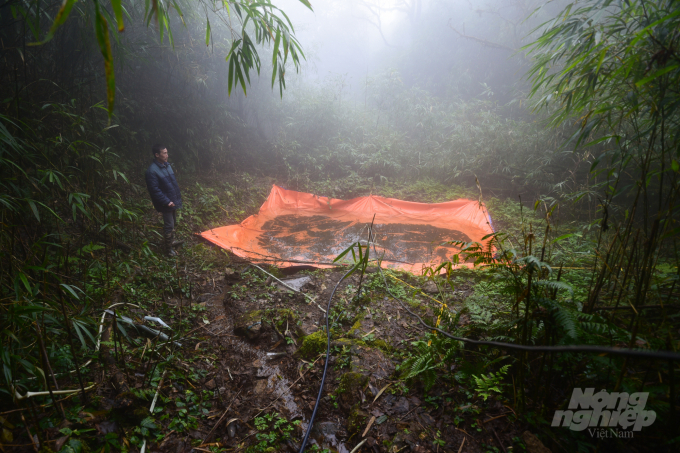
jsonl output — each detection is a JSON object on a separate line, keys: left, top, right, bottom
{"left": 97, "top": 256, "right": 542, "bottom": 453}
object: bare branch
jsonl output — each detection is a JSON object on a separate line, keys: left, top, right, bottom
{"left": 350, "top": 13, "right": 397, "bottom": 48}
{"left": 448, "top": 20, "right": 516, "bottom": 52}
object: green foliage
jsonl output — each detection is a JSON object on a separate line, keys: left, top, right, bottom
{"left": 37, "top": 0, "right": 311, "bottom": 115}
{"left": 472, "top": 364, "right": 510, "bottom": 401}
{"left": 248, "top": 413, "right": 300, "bottom": 453}
{"left": 399, "top": 336, "right": 460, "bottom": 391}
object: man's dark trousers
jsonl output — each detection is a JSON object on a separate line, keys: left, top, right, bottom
{"left": 162, "top": 211, "right": 177, "bottom": 236}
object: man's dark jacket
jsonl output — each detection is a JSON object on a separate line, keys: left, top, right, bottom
{"left": 145, "top": 160, "right": 182, "bottom": 212}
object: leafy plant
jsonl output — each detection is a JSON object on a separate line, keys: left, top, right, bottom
{"left": 472, "top": 364, "right": 511, "bottom": 401}
{"left": 248, "top": 413, "right": 300, "bottom": 453}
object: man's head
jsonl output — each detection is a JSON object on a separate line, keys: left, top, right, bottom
{"left": 152, "top": 144, "right": 168, "bottom": 163}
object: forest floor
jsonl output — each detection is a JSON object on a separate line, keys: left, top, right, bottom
{"left": 7, "top": 174, "right": 553, "bottom": 453}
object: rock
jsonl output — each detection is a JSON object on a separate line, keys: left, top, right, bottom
{"left": 228, "top": 422, "right": 237, "bottom": 438}
{"left": 521, "top": 431, "right": 552, "bottom": 453}
{"left": 233, "top": 310, "right": 263, "bottom": 340}
{"left": 189, "top": 430, "right": 204, "bottom": 440}
{"left": 422, "top": 281, "right": 438, "bottom": 293}
{"left": 253, "top": 379, "right": 269, "bottom": 394}
{"left": 313, "top": 422, "right": 340, "bottom": 437}
{"left": 205, "top": 379, "right": 216, "bottom": 390}
{"left": 336, "top": 372, "right": 369, "bottom": 410}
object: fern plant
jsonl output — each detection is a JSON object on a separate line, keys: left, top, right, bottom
{"left": 400, "top": 337, "right": 460, "bottom": 391}
{"left": 472, "top": 364, "right": 511, "bottom": 401}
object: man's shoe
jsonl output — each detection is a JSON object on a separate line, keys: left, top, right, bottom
{"left": 164, "top": 231, "right": 178, "bottom": 257}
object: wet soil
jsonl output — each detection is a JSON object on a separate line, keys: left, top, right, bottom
{"left": 137, "top": 263, "right": 525, "bottom": 453}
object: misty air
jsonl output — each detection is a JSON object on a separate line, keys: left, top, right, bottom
{"left": 0, "top": 1, "right": 678, "bottom": 452}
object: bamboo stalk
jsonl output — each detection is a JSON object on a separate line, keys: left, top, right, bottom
{"left": 34, "top": 322, "right": 66, "bottom": 420}
{"left": 57, "top": 290, "right": 88, "bottom": 405}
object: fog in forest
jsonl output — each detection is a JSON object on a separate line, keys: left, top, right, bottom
{"left": 0, "top": 0, "right": 569, "bottom": 187}
{"left": 1, "top": 1, "right": 679, "bottom": 452}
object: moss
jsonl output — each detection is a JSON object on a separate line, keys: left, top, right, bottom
{"left": 367, "top": 338, "right": 391, "bottom": 352}
{"left": 336, "top": 371, "right": 369, "bottom": 395}
{"left": 336, "top": 372, "right": 370, "bottom": 410}
{"left": 242, "top": 309, "right": 263, "bottom": 324}
{"left": 347, "top": 311, "right": 370, "bottom": 338}
{"left": 333, "top": 337, "right": 367, "bottom": 348}
{"left": 348, "top": 318, "right": 363, "bottom": 336}
{"left": 347, "top": 403, "right": 368, "bottom": 434}
{"left": 298, "top": 329, "right": 327, "bottom": 359}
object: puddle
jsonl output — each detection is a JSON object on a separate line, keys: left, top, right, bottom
{"left": 220, "top": 334, "right": 303, "bottom": 419}
{"left": 258, "top": 214, "right": 473, "bottom": 265}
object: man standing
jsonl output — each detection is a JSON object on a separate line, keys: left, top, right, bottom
{"left": 146, "top": 144, "right": 182, "bottom": 256}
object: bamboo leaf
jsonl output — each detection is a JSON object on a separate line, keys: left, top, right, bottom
{"left": 110, "top": 0, "right": 125, "bottom": 32}
{"left": 18, "top": 273, "right": 32, "bottom": 294}
{"left": 94, "top": 11, "right": 116, "bottom": 117}
{"left": 272, "top": 28, "right": 281, "bottom": 73}
{"left": 234, "top": 58, "right": 247, "bottom": 95}
{"left": 37, "top": 0, "right": 77, "bottom": 44}
{"left": 60, "top": 284, "right": 81, "bottom": 300}
{"left": 227, "top": 54, "right": 235, "bottom": 96}
{"left": 27, "top": 200, "right": 40, "bottom": 222}
{"left": 635, "top": 64, "right": 679, "bottom": 87}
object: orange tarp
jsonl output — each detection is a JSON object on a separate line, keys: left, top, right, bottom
{"left": 200, "top": 185, "right": 494, "bottom": 274}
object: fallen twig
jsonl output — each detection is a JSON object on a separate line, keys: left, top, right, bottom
{"left": 457, "top": 437, "right": 466, "bottom": 453}
{"left": 362, "top": 416, "right": 376, "bottom": 437}
{"left": 492, "top": 427, "right": 507, "bottom": 453}
{"left": 483, "top": 413, "right": 510, "bottom": 424}
{"left": 349, "top": 439, "right": 367, "bottom": 453}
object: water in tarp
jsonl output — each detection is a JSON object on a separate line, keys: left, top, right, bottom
{"left": 201, "top": 185, "right": 494, "bottom": 273}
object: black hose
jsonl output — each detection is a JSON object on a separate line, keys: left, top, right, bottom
{"left": 298, "top": 265, "right": 356, "bottom": 453}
